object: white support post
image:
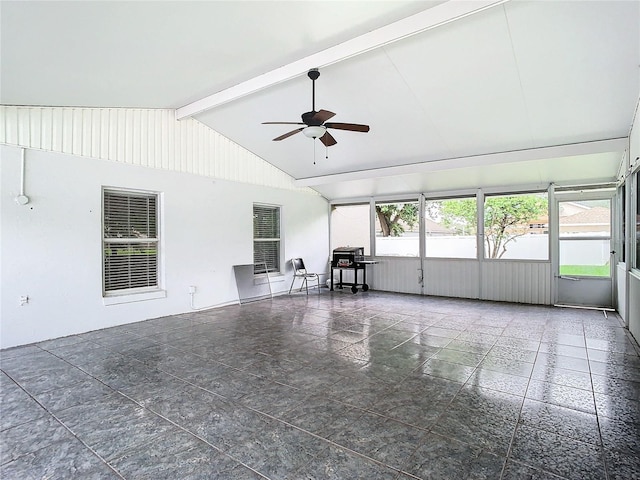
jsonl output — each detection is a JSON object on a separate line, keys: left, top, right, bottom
{"left": 477, "top": 188, "right": 484, "bottom": 300}
{"left": 549, "top": 184, "right": 559, "bottom": 305}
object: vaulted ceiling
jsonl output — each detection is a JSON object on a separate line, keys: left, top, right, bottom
{"left": 2, "top": 1, "right": 638, "bottom": 200}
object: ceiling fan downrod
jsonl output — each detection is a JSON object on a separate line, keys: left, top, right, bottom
{"left": 308, "top": 69, "right": 320, "bottom": 113}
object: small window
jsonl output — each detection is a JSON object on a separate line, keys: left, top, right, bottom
{"left": 375, "top": 201, "right": 419, "bottom": 256}
{"left": 424, "top": 197, "right": 477, "bottom": 258}
{"left": 103, "top": 189, "right": 159, "bottom": 295}
{"left": 253, "top": 204, "right": 281, "bottom": 274}
{"left": 331, "top": 204, "right": 370, "bottom": 255}
{"left": 483, "top": 192, "right": 549, "bottom": 260}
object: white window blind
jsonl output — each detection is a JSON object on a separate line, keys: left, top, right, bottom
{"left": 253, "top": 204, "right": 281, "bottom": 274}
{"left": 103, "top": 190, "right": 159, "bottom": 293}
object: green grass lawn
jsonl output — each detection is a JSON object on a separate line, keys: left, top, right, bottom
{"left": 559, "top": 265, "right": 610, "bottom": 277}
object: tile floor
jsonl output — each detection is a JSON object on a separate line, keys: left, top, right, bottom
{"left": 1, "top": 290, "right": 640, "bottom": 479}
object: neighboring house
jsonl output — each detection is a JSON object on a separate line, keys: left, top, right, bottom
{"left": 424, "top": 218, "right": 455, "bottom": 236}
{"left": 559, "top": 206, "right": 610, "bottom": 234}
{"left": 528, "top": 203, "right": 610, "bottom": 235}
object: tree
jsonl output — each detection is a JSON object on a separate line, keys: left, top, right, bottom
{"left": 440, "top": 195, "right": 547, "bottom": 259}
{"left": 375, "top": 203, "right": 418, "bottom": 237}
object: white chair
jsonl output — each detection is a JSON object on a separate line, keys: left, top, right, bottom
{"left": 288, "top": 258, "right": 320, "bottom": 294}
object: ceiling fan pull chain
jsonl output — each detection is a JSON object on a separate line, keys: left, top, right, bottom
{"left": 313, "top": 140, "right": 316, "bottom": 165}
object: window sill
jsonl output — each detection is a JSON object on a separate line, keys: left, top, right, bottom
{"left": 254, "top": 273, "right": 284, "bottom": 285}
{"left": 103, "top": 289, "right": 167, "bottom": 306}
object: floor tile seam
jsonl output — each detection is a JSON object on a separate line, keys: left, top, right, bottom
{"left": 348, "top": 404, "right": 438, "bottom": 435}
{"left": 531, "top": 362, "right": 592, "bottom": 376}
{"left": 497, "top": 338, "right": 542, "bottom": 480}
{"left": 410, "top": 376, "right": 467, "bottom": 438}
{"left": 0, "top": 371, "right": 126, "bottom": 479}
{"left": 1, "top": 357, "right": 130, "bottom": 413}
{"left": 527, "top": 376, "right": 601, "bottom": 398}
{"left": 503, "top": 457, "right": 572, "bottom": 479}
{"left": 395, "top": 429, "right": 508, "bottom": 479}
{"left": 111, "top": 395, "right": 271, "bottom": 480}
{"left": 285, "top": 417, "right": 416, "bottom": 478}
{"left": 514, "top": 421, "right": 605, "bottom": 451}
{"left": 425, "top": 417, "right": 516, "bottom": 458}
{"left": 510, "top": 424, "right": 608, "bottom": 478}
{"left": 238, "top": 401, "right": 412, "bottom": 471}
{"left": 584, "top": 329, "right": 612, "bottom": 480}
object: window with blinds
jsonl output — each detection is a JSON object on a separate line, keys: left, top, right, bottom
{"left": 103, "top": 189, "right": 159, "bottom": 294}
{"left": 253, "top": 204, "right": 281, "bottom": 274}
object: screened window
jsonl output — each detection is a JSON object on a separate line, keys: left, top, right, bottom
{"left": 331, "top": 204, "right": 370, "bottom": 255}
{"left": 483, "top": 192, "right": 549, "bottom": 260}
{"left": 103, "top": 189, "right": 159, "bottom": 294}
{"left": 424, "top": 197, "right": 477, "bottom": 258}
{"left": 636, "top": 173, "right": 640, "bottom": 269}
{"left": 375, "top": 201, "right": 419, "bottom": 256}
{"left": 253, "top": 204, "right": 281, "bottom": 274}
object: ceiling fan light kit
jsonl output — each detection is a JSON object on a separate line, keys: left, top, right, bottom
{"left": 303, "top": 126, "right": 326, "bottom": 138}
{"left": 262, "top": 69, "right": 370, "bottom": 151}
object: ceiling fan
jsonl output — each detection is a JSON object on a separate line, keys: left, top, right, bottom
{"left": 262, "top": 69, "right": 370, "bottom": 147}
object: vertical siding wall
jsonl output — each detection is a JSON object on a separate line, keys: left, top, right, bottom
{"left": 370, "top": 257, "right": 422, "bottom": 294}
{"left": 0, "top": 106, "right": 314, "bottom": 193}
{"left": 424, "top": 259, "right": 480, "bottom": 299}
{"left": 371, "top": 257, "right": 551, "bottom": 305}
{"left": 482, "top": 261, "right": 551, "bottom": 304}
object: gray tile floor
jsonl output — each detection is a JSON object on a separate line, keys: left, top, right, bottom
{"left": 1, "top": 290, "right": 640, "bottom": 479}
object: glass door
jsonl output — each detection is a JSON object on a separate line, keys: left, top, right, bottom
{"left": 556, "top": 196, "right": 613, "bottom": 308}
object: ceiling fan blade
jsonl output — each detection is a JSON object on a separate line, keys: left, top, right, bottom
{"left": 325, "top": 122, "right": 370, "bottom": 133}
{"left": 263, "top": 121, "right": 305, "bottom": 125}
{"left": 273, "top": 128, "right": 304, "bottom": 141}
{"left": 319, "top": 131, "right": 337, "bottom": 147}
{"left": 311, "top": 110, "right": 336, "bottom": 123}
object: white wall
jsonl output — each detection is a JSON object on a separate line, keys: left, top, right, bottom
{"left": 0, "top": 146, "right": 329, "bottom": 348}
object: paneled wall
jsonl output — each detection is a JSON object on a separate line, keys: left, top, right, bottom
{"left": 370, "top": 257, "right": 422, "bottom": 295}
{"left": 368, "top": 257, "right": 551, "bottom": 305}
{"left": 424, "top": 259, "right": 480, "bottom": 299}
{"left": 481, "top": 261, "right": 552, "bottom": 304}
{"left": 0, "top": 106, "right": 314, "bottom": 193}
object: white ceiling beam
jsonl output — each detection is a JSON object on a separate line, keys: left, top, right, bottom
{"left": 293, "top": 138, "right": 628, "bottom": 187}
{"left": 175, "top": 0, "right": 508, "bottom": 120}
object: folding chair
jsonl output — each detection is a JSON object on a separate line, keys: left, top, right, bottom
{"left": 288, "top": 258, "right": 320, "bottom": 294}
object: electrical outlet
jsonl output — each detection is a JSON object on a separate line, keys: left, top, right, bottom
{"left": 19, "top": 295, "right": 29, "bottom": 306}
{"left": 188, "top": 286, "right": 196, "bottom": 294}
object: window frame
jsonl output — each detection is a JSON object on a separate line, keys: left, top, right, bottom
{"left": 102, "top": 187, "right": 162, "bottom": 298}
{"left": 374, "top": 199, "right": 420, "bottom": 257}
{"left": 423, "top": 195, "right": 478, "bottom": 259}
{"left": 482, "top": 190, "right": 550, "bottom": 261}
{"left": 253, "top": 203, "right": 282, "bottom": 275}
{"left": 634, "top": 168, "right": 640, "bottom": 271}
{"left": 330, "top": 203, "right": 371, "bottom": 256}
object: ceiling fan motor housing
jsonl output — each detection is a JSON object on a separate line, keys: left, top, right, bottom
{"left": 302, "top": 111, "right": 323, "bottom": 126}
